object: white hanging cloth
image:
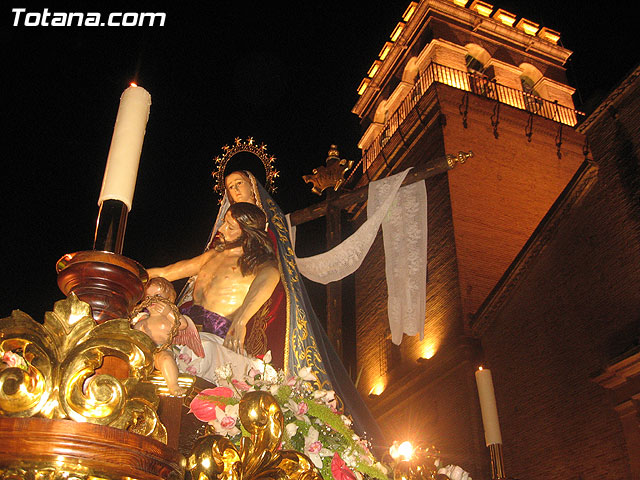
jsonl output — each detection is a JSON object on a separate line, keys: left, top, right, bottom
{"left": 287, "top": 168, "right": 428, "bottom": 345}
{"left": 371, "top": 178, "right": 427, "bottom": 345}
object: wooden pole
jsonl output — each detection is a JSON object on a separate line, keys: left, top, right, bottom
{"left": 289, "top": 152, "right": 469, "bottom": 226}
{"left": 325, "top": 190, "right": 343, "bottom": 358}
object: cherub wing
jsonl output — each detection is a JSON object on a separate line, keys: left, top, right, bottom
{"left": 173, "top": 314, "right": 205, "bottom": 358}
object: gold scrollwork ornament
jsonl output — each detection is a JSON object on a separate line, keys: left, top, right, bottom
{"left": 188, "top": 391, "right": 322, "bottom": 480}
{"left": 0, "top": 294, "right": 167, "bottom": 443}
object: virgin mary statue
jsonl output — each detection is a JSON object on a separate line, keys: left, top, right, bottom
{"left": 178, "top": 163, "right": 385, "bottom": 449}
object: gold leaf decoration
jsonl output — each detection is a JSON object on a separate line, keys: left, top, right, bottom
{"left": 0, "top": 294, "right": 167, "bottom": 443}
{"left": 188, "top": 391, "right": 323, "bottom": 480}
{"left": 302, "top": 145, "right": 354, "bottom": 196}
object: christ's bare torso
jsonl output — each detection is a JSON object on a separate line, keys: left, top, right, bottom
{"left": 192, "top": 248, "right": 256, "bottom": 319}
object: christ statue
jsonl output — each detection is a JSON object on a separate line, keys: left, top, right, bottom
{"left": 150, "top": 161, "right": 385, "bottom": 447}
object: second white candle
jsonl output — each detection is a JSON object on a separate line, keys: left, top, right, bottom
{"left": 475, "top": 367, "right": 503, "bottom": 446}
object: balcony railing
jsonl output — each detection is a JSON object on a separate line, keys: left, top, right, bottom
{"left": 360, "top": 62, "right": 584, "bottom": 172}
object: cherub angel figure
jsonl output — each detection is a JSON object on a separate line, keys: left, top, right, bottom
{"left": 130, "top": 277, "right": 204, "bottom": 395}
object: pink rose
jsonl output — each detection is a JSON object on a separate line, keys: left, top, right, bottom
{"left": 186, "top": 365, "right": 197, "bottom": 375}
{"left": 331, "top": 453, "right": 357, "bottom": 480}
{"left": 178, "top": 353, "right": 192, "bottom": 363}
{"left": 189, "top": 387, "right": 234, "bottom": 422}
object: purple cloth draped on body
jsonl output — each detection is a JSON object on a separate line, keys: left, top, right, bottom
{"left": 179, "top": 302, "right": 231, "bottom": 338}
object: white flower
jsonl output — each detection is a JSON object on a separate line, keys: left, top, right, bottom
{"left": 262, "top": 350, "right": 272, "bottom": 364}
{"left": 341, "top": 414, "right": 352, "bottom": 427}
{"left": 286, "top": 399, "right": 310, "bottom": 422}
{"left": 342, "top": 451, "right": 357, "bottom": 467}
{"left": 309, "top": 389, "right": 337, "bottom": 410}
{"left": 297, "top": 367, "right": 317, "bottom": 382}
{"left": 304, "top": 426, "right": 332, "bottom": 468}
{"left": 211, "top": 403, "right": 240, "bottom": 437}
{"left": 262, "top": 364, "right": 279, "bottom": 383}
{"left": 214, "top": 363, "right": 233, "bottom": 381}
{"left": 286, "top": 422, "right": 298, "bottom": 438}
{"left": 312, "top": 389, "right": 329, "bottom": 399}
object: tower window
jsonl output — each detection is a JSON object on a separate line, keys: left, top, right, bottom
{"left": 521, "top": 75, "right": 543, "bottom": 113}
{"left": 466, "top": 54, "right": 495, "bottom": 99}
{"left": 465, "top": 54, "right": 485, "bottom": 74}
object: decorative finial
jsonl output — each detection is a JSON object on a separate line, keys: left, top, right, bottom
{"left": 303, "top": 145, "right": 354, "bottom": 196}
{"left": 446, "top": 150, "right": 473, "bottom": 169}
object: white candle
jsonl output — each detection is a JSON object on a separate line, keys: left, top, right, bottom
{"left": 475, "top": 367, "right": 503, "bottom": 446}
{"left": 98, "top": 84, "right": 151, "bottom": 211}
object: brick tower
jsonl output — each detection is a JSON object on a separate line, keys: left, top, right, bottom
{"left": 345, "top": 1, "right": 638, "bottom": 478}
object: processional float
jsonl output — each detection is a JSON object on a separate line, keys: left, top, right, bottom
{"left": 0, "top": 85, "right": 322, "bottom": 480}
{"left": 0, "top": 82, "right": 485, "bottom": 480}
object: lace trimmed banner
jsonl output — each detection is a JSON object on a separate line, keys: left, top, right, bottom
{"left": 288, "top": 169, "right": 427, "bottom": 344}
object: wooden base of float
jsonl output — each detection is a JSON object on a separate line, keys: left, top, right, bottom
{"left": 0, "top": 417, "right": 185, "bottom": 480}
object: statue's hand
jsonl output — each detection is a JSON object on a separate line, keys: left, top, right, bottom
{"left": 146, "top": 267, "right": 162, "bottom": 278}
{"left": 223, "top": 322, "right": 247, "bottom": 354}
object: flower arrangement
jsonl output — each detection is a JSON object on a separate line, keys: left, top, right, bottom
{"left": 188, "top": 355, "right": 389, "bottom": 480}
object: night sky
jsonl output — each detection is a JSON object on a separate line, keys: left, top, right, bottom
{"left": 2, "top": 1, "right": 637, "bottom": 320}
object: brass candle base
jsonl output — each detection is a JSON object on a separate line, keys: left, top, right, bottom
{"left": 489, "top": 443, "right": 506, "bottom": 479}
{"left": 56, "top": 250, "right": 148, "bottom": 323}
{"left": 93, "top": 198, "right": 129, "bottom": 253}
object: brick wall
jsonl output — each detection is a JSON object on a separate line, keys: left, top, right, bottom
{"left": 438, "top": 83, "right": 587, "bottom": 328}
{"left": 353, "top": 72, "right": 639, "bottom": 479}
{"left": 355, "top": 138, "right": 464, "bottom": 395}
{"left": 478, "top": 73, "right": 640, "bottom": 479}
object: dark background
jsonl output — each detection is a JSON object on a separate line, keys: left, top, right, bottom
{"left": 2, "top": 1, "right": 637, "bottom": 320}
